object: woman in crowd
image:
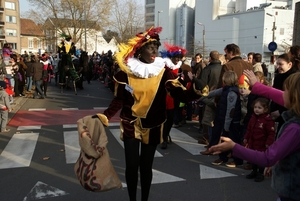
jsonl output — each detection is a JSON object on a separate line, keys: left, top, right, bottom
{"left": 270, "top": 53, "right": 296, "bottom": 136}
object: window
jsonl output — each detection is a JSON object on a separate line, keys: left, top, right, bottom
{"left": 37, "top": 39, "right": 42, "bottom": 48}
{"left": 146, "top": 7, "right": 155, "bottom": 13}
{"left": 11, "top": 43, "right": 17, "bottom": 50}
{"left": 5, "top": 29, "right": 16, "bottom": 36}
{"left": 5, "top": 2, "right": 15, "bottom": 10}
{"left": 146, "top": 15, "right": 154, "bottom": 22}
{"left": 6, "top": 16, "right": 16, "bottom": 23}
{"left": 28, "top": 39, "right": 33, "bottom": 48}
{"left": 146, "top": 0, "right": 155, "bottom": 4}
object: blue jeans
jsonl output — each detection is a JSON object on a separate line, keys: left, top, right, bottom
{"left": 26, "top": 76, "right": 32, "bottom": 91}
{"left": 33, "top": 80, "right": 44, "bottom": 98}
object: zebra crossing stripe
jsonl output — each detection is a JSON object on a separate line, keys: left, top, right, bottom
{"left": 63, "top": 131, "right": 80, "bottom": 164}
{"left": 63, "top": 124, "right": 77, "bottom": 129}
{"left": 93, "top": 107, "right": 107, "bottom": 110}
{"left": 0, "top": 133, "right": 39, "bottom": 169}
{"left": 110, "top": 129, "right": 163, "bottom": 157}
{"left": 169, "top": 128, "right": 206, "bottom": 155}
{"left": 17, "top": 126, "right": 42, "bottom": 130}
{"left": 62, "top": 108, "right": 78, "bottom": 110}
{"left": 28, "top": 108, "right": 46, "bottom": 111}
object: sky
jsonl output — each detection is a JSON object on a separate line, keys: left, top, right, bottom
{"left": 20, "top": 0, "right": 145, "bottom": 14}
{"left": 20, "top": 0, "right": 30, "bottom": 14}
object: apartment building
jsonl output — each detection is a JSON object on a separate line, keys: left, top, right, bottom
{"left": 145, "top": 0, "right": 299, "bottom": 60}
{"left": 0, "top": 0, "right": 21, "bottom": 53}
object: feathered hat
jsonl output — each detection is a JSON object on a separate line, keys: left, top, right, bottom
{"left": 115, "top": 26, "right": 162, "bottom": 74}
{"left": 238, "top": 74, "right": 249, "bottom": 89}
{"left": 160, "top": 42, "right": 187, "bottom": 58}
{"left": 60, "top": 33, "right": 72, "bottom": 41}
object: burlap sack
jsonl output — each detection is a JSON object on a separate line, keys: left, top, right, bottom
{"left": 74, "top": 115, "right": 122, "bottom": 192}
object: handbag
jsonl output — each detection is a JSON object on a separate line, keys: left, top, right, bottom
{"left": 74, "top": 115, "right": 122, "bottom": 192}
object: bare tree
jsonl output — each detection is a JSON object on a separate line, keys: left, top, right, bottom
{"left": 25, "top": 0, "right": 114, "bottom": 44}
{"left": 109, "top": 0, "right": 144, "bottom": 42}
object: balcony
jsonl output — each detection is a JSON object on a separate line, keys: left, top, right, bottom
{"left": 0, "top": 7, "right": 4, "bottom": 12}
{"left": 0, "top": 21, "right": 4, "bottom": 26}
{"left": 0, "top": 35, "right": 5, "bottom": 40}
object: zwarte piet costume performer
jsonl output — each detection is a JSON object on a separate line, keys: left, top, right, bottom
{"left": 57, "top": 33, "right": 79, "bottom": 85}
{"left": 160, "top": 42, "right": 187, "bottom": 149}
{"left": 94, "top": 27, "right": 208, "bottom": 201}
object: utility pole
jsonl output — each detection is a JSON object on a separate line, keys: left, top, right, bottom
{"left": 197, "top": 22, "right": 205, "bottom": 58}
{"left": 84, "top": 2, "right": 87, "bottom": 52}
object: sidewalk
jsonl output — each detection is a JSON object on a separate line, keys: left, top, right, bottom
{"left": 8, "top": 96, "right": 28, "bottom": 123}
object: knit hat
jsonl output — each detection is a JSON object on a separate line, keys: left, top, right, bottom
{"left": 160, "top": 42, "right": 187, "bottom": 58}
{"left": 115, "top": 26, "right": 162, "bottom": 74}
{"left": 238, "top": 74, "right": 249, "bottom": 89}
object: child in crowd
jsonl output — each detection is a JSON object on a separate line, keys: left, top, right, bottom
{"left": 243, "top": 98, "right": 275, "bottom": 182}
{"left": 210, "top": 70, "right": 300, "bottom": 201}
{"left": 239, "top": 74, "right": 251, "bottom": 132}
{"left": 205, "top": 71, "right": 242, "bottom": 167}
{"left": 0, "top": 81, "right": 12, "bottom": 132}
{"left": 242, "top": 71, "right": 270, "bottom": 170}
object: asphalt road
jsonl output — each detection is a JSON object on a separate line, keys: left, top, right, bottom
{"left": 0, "top": 79, "right": 278, "bottom": 201}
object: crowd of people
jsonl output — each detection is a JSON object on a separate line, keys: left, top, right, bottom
{"left": 1, "top": 26, "right": 300, "bottom": 200}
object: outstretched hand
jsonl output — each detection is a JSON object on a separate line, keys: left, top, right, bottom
{"left": 243, "top": 70, "right": 259, "bottom": 87}
{"left": 209, "top": 137, "right": 236, "bottom": 155}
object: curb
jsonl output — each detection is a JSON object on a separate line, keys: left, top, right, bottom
{"left": 8, "top": 96, "right": 28, "bottom": 123}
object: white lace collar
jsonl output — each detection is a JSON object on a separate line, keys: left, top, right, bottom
{"left": 127, "top": 57, "right": 165, "bottom": 78}
{"left": 163, "top": 57, "right": 182, "bottom": 70}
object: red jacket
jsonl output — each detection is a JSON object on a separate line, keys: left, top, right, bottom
{"left": 244, "top": 113, "right": 275, "bottom": 151}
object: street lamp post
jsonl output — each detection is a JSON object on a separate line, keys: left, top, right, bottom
{"left": 157, "top": 10, "right": 163, "bottom": 27}
{"left": 197, "top": 22, "right": 205, "bottom": 58}
{"left": 266, "top": 13, "right": 276, "bottom": 63}
{"left": 48, "top": 18, "right": 57, "bottom": 53}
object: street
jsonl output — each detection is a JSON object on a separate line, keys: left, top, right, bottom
{"left": 0, "top": 80, "right": 277, "bottom": 201}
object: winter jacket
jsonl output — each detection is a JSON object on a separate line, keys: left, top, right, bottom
{"left": 244, "top": 113, "right": 275, "bottom": 151}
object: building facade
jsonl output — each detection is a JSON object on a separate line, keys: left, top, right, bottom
{"left": 0, "top": 0, "right": 21, "bottom": 53}
{"left": 145, "top": 0, "right": 299, "bottom": 61}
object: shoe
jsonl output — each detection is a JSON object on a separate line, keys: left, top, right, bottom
{"left": 40, "top": 96, "right": 45, "bottom": 99}
{"left": 200, "top": 148, "right": 212, "bottom": 155}
{"left": 225, "top": 161, "right": 237, "bottom": 168}
{"left": 244, "top": 163, "right": 252, "bottom": 170}
{"left": 212, "top": 159, "right": 223, "bottom": 166}
{"left": 246, "top": 171, "right": 257, "bottom": 179}
{"left": 161, "top": 142, "right": 167, "bottom": 149}
{"left": 254, "top": 174, "right": 264, "bottom": 182}
{"left": 1, "top": 129, "right": 10, "bottom": 133}
{"left": 173, "top": 124, "right": 180, "bottom": 128}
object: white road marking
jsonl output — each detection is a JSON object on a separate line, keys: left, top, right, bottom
{"left": 109, "top": 122, "right": 120, "bottom": 127}
{"left": 170, "top": 128, "right": 206, "bottom": 155}
{"left": 152, "top": 169, "right": 185, "bottom": 184}
{"left": 0, "top": 133, "right": 39, "bottom": 169}
{"left": 62, "top": 108, "right": 78, "bottom": 110}
{"left": 93, "top": 107, "right": 107, "bottom": 109}
{"left": 28, "top": 108, "right": 46, "bottom": 111}
{"left": 63, "top": 124, "right": 77, "bottom": 128}
{"left": 110, "top": 129, "right": 163, "bottom": 157}
{"left": 17, "top": 126, "right": 42, "bottom": 130}
{"left": 63, "top": 131, "right": 80, "bottom": 164}
{"left": 199, "top": 165, "right": 237, "bottom": 179}
{"left": 23, "top": 181, "right": 68, "bottom": 201}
